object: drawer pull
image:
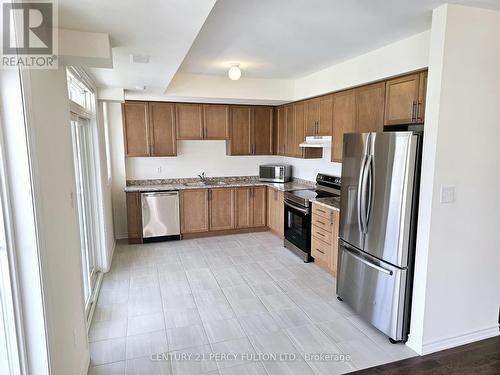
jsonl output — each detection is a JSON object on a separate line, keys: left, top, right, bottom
{"left": 315, "top": 248, "right": 325, "bottom": 254}
{"left": 316, "top": 220, "right": 326, "bottom": 225}
{"left": 316, "top": 232, "right": 325, "bottom": 237}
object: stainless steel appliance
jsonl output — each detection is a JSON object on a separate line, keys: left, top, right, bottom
{"left": 141, "top": 191, "right": 181, "bottom": 241}
{"left": 259, "top": 164, "right": 292, "bottom": 183}
{"left": 336, "top": 131, "right": 422, "bottom": 343}
{"left": 284, "top": 174, "right": 341, "bottom": 262}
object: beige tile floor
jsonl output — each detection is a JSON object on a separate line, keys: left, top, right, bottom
{"left": 88, "top": 232, "right": 416, "bottom": 375}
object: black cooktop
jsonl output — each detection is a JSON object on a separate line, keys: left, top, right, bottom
{"left": 289, "top": 189, "right": 338, "bottom": 201}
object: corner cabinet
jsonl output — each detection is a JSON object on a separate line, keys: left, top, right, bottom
{"left": 122, "top": 101, "right": 176, "bottom": 157}
{"left": 384, "top": 71, "right": 427, "bottom": 126}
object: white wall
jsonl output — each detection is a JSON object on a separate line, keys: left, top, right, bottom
{"left": 96, "top": 102, "right": 116, "bottom": 270}
{"left": 161, "top": 73, "right": 293, "bottom": 104}
{"left": 108, "top": 102, "right": 128, "bottom": 239}
{"left": 25, "top": 67, "right": 89, "bottom": 375}
{"left": 408, "top": 4, "right": 500, "bottom": 355}
{"left": 126, "top": 141, "right": 281, "bottom": 180}
{"left": 294, "top": 30, "right": 430, "bottom": 99}
{"left": 283, "top": 149, "right": 342, "bottom": 181}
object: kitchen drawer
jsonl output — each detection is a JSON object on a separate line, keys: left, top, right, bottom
{"left": 312, "top": 225, "right": 332, "bottom": 244}
{"left": 312, "top": 204, "right": 332, "bottom": 219}
{"left": 312, "top": 212, "right": 332, "bottom": 232}
{"left": 311, "top": 236, "right": 331, "bottom": 263}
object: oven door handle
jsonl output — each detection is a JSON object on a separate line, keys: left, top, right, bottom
{"left": 285, "top": 200, "right": 310, "bottom": 214}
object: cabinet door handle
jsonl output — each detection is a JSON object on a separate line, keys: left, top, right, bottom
{"left": 330, "top": 212, "right": 334, "bottom": 225}
{"left": 417, "top": 101, "right": 422, "bottom": 122}
{"left": 411, "top": 101, "right": 417, "bottom": 122}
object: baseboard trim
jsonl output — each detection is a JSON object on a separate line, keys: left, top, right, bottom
{"left": 115, "top": 232, "right": 128, "bottom": 240}
{"left": 182, "top": 227, "right": 269, "bottom": 240}
{"left": 421, "top": 325, "right": 499, "bottom": 355}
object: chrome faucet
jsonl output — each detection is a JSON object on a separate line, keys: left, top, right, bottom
{"left": 198, "top": 172, "right": 207, "bottom": 183}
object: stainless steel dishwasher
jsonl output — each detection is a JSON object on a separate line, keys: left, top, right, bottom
{"left": 141, "top": 191, "right": 180, "bottom": 241}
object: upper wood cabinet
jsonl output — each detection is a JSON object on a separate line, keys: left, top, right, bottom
{"left": 180, "top": 189, "right": 209, "bottom": 234}
{"left": 176, "top": 103, "right": 230, "bottom": 140}
{"left": 417, "top": 71, "right": 427, "bottom": 123}
{"left": 252, "top": 106, "right": 273, "bottom": 155}
{"left": 149, "top": 102, "right": 176, "bottom": 156}
{"left": 226, "top": 106, "right": 273, "bottom": 155}
{"left": 176, "top": 103, "right": 204, "bottom": 139}
{"left": 384, "top": 72, "right": 427, "bottom": 126}
{"left": 284, "top": 104, "right": 295, "bottom": 157}
{"left": 227, "top": 106, "right": 252, "bottom": 155}
{"left": 274, "top": 107, "right": 286, "bottom": 155}
{"left": 305, "top": 98, "right": 320, "bottom": 136}
{"left": 123, "top": 102, "right": 150, "bottom": 157}
{"left": 123, "top": 101, "right": 176, "bottom": 157}
{"left": 355, "top": 82, "right": 386, "bottom": 134}
{"left": 293, "top": 102, "right": 306, "bottom": 157}
{"left": 305, "top": 95, "right": 333, "bottom": 136}
{"left": 203, "top": 104, "right": 230, "bottom": 140}
{"left": 331, "top": 90, "right": 356, "bottom": 162}
{"left": 209, "top": 188, "right": 235, "bottom": 231}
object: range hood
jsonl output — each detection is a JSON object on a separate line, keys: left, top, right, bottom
{"left": 299, "top": 136, "right": 332, "bottom": 148}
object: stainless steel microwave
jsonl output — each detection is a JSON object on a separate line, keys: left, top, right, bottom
{"left": 259, "top": 164, "right": 292, "bottom": 183}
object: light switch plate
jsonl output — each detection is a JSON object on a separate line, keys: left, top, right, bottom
{"left": 440, "top": 186, "right": 455, "bottom": 204}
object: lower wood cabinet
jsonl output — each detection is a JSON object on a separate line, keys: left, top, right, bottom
{"left": 126, "top": 192, "right": 143, "bottom": 244}
{"left": 209, "top": 188, "right": 235, "bottom": 231}
{"left": 311, "top": 202, "right": 340, "bottom": 276}
{"left": 267, "top": 187, "right": 284, "bottom": 238}
{"left": 180, "top": 189, "right": 210, "bottom": 234}
{"left": 235, "top": 186, "right": 267, "bottom": 228}
{"left": 179, "top": 186, "right": 266, "bottom": 236}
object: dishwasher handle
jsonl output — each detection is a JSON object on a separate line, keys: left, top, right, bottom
{"left": 141, "top": 191, "right": 179, "bottom": 197}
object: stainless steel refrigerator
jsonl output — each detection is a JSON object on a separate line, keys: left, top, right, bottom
{"left": 337, "top": 131, "right": 422, "bottom": 342}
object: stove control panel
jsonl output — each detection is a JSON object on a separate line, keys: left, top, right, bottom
{"left": 316, "top": 173, "right": 341, "bottom": 186}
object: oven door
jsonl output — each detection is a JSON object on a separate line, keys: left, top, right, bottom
{"left": 284, "top": 200, "right": 311, "bottom": 252}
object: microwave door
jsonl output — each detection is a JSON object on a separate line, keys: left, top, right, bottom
{"left": 339, "top": 133, "right": 370, "bottom": 251}
{"left": 363, "top": 132, "right": 417, "bottom": 268}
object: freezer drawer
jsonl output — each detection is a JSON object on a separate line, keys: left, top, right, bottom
{"left": 142, "top": 191, "right": 180, "bottom": 238}
{"left": 336, "top": 241, "right": 407, "bottom": 341}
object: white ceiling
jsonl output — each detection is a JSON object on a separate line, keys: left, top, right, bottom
{"left": 58, "top": 0, "right": 216, "bottom": 94}
{"left": 179, "top": 0, "right": 500, "bottom": 79}
{"left": 59, "top": 0, "right": 500, "bottom": 93}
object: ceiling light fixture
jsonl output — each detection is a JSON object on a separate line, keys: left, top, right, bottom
{"left": 228, "top": 63, "right": 241, "bottom": 81}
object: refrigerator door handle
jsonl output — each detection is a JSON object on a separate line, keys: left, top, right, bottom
{"left": 364, "top": 155, "right": 374, "bottom": 230}
{"left": 342, "top": 243, "right": 393, "bottom": 275}
{"left": 357, "top": 155, "right": 368, "bottom": 234}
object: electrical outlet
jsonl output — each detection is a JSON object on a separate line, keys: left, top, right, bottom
{"left": 70, "top": 191, "right": 74, "bottom": 209}
{"left": 73, "top": 328, "right": 78, "bottom": 347}
{"left": 440, "top": 186, "right": 455, "bottom": 204}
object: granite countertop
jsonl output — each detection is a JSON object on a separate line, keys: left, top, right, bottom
{"left": 124, "top": 176, "right": 314, "bottom": 193}
{"left": 313, "top": 197, "right": 341, "bottom": 211}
